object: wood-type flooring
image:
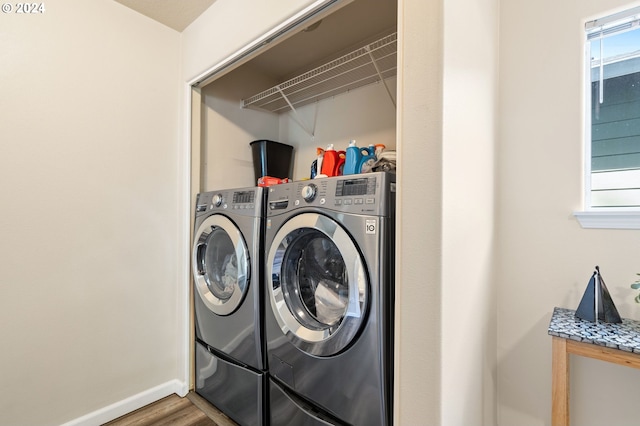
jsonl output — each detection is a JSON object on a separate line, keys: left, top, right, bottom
{"left": 104, "top": 392, "right": 237, "bottom": 426}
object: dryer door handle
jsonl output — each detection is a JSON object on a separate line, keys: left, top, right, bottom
{"left": 195, "top": 243, "right": 206, "bottom": 276}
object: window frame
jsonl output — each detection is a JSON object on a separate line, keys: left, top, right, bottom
{"left": 574, "top": 6, "right": 640, "bottom": 229}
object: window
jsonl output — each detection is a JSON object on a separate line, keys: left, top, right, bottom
{"left": 585, "top": 7, "right": 640, "bottom": 209}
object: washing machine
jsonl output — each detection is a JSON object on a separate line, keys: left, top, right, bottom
{"left": 192, "top": 186, "right": 266, "bottom": 426}
{"left": 264, "top": 172, "right": 396, "bottom": 426}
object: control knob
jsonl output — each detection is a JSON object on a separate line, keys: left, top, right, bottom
{"left": 301, "top": 184, "right": 318, "bottom": 202}
{"left": 212, "top": 194, "right": 223, "bottom": 207}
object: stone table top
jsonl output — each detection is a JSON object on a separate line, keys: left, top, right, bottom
{"left": 548, "top": 307, "right": 640, "bottom": 353}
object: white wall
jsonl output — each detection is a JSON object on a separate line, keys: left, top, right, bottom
{"left": 498, "top": 0, "right": 640, "bottom": 425}
{"left": 394, "top": 0, "right": 444, "bottom": 424}
{"left": 0, "top": 1, "right": 182, "bottom": 425}
{"left": 442, "top": 0, "right": 499, "bottom": 424}
{"left": 200, "top": 66, "right": 280, "bottom": 190}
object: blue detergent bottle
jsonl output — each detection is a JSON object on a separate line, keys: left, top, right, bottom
{"left": 358, "top": 144, "right": 377, "bottom": 173}
{"left": 343, "top": 140, "right": 362, "bottom": 175}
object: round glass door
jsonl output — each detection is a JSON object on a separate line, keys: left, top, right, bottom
{"left": 268, "top": 213, "right": 368, "bottom": 356}
{"left": 193, "top": 214, "right": 249, "bottom": 316}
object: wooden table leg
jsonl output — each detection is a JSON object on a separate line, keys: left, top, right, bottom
{"left": 552, "top": 337, "right": 569, "bottom": 426}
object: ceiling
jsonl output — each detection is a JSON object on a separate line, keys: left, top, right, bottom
{"left": 196, "top": 0, "right": 397, "bottom": 88}
{"left": 113, "top": 0, "right": 216, "bottom": 31}
{"left": 246, "top": 0, "right": 396, "bottom": 80}
{"left": 113, "top": 0, "right": 397, "bottom": 90}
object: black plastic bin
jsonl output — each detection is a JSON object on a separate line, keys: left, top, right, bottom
{"left": 250, "top": 140, "right": 294, "bottom": 182}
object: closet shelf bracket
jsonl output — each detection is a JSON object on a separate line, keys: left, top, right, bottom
{"left": 365, "top": 45, "right": 396, "bottom": 108}
{"left": 276, "top": 86, "right": 315, "bottom": 137}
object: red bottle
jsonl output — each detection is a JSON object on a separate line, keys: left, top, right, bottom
{"left": 320, "top": 144, "right": 345, "bottom": 177}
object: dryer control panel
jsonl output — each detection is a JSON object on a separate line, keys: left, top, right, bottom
{"left": 195, "top": 187, "right": 264, "bottom": 218}
{"left": 267, "top": 171, "right": 395, "bottom": 217}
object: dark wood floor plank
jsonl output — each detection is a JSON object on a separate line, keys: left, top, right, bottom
{"left": 104, "top": 394, "right": 190, "bottom": 426}
{"left": 186, "top": 392, "right": 237, "bottom": 426}
{"left": 152, "top": 405, "right": 213, "bottom": 426}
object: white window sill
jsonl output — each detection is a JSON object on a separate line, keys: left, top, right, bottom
{"left": 574, "top": 210, "right": 640, "bottom": 229}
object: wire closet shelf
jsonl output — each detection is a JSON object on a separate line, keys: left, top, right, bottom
{"left": 241, "top": 32, "right": 397, "bottom": 114}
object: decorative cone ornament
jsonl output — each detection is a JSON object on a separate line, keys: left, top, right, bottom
{"left": 575, "top": 266, "right": 622, "bottom": 323}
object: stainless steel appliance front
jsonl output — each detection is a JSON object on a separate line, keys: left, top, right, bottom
{"left": 192, "top": 187, "right": 266, "bottom": 426}
{"left": 264, "top": 172, "right": 395, "bottom": 426}
{"left": 267, "top": 212, "right": 367, "bottom": 356}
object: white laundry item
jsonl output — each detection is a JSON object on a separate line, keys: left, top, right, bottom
{"left": 221, "top": 254, "right": 238, "bottom": 292}
{"left": 314, "top": 280, "right": 347, "bottom": 326}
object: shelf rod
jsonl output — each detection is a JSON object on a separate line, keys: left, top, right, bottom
{"left": 276, "top": 85, "right": 315, "bottom": 137}
{"left": 365, "top": 46, "right": 396, "bottom": 109}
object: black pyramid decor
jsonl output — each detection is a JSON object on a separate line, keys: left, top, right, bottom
{"left": 575, "top": 266, "right": 622, "bottom": 324}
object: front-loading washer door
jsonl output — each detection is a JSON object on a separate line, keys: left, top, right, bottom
{"left": 193, "top": 214, "right": 249, "bottom": 316}
{"left": 267, "top": 212, "right": 368, "bottom": 357}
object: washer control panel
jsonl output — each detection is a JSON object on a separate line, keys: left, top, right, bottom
{"left": 195, "top": 187, "right": 263, "bottom": 217}
{"left": 267, "top": 172, "right": 394, "bottom": 216}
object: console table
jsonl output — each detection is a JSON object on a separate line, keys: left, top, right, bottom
{"left": 547, "top": 307, "right": 640, "bottom": 426}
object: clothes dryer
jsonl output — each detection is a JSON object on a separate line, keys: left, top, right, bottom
{"left": 264, "top": 172, "right": 396, "bottom": 426}
{"left": 192, "top": 187, "right": 266, "bottom": 426}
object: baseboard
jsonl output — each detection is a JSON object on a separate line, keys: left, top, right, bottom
{"left": 61, "top": 379, "right": 188, "bottom": 426}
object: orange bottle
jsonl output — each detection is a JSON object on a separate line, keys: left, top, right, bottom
{"left": 320, "top": 144, "right": 346, "bottom": 177}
